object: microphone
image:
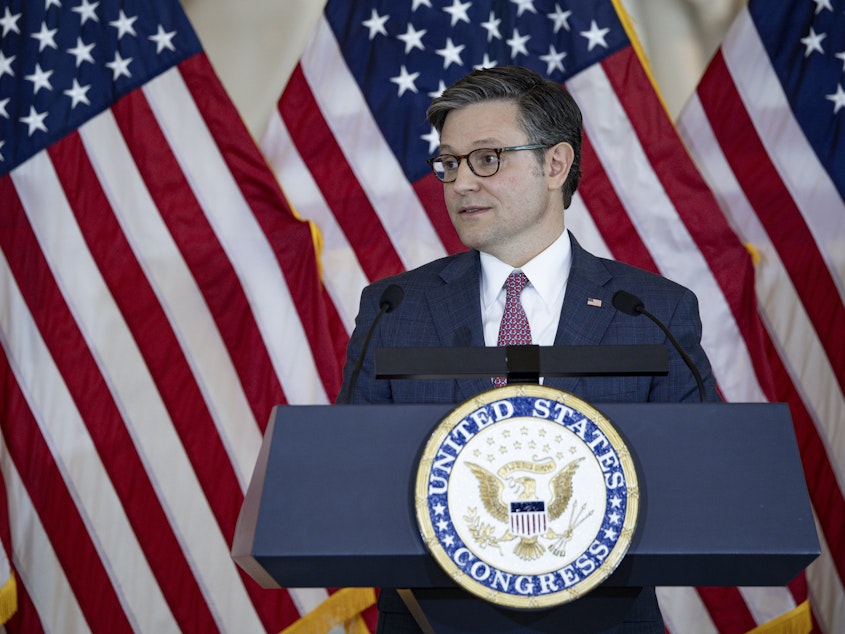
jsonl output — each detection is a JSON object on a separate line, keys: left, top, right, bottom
{"left": 612, "top": 290, "right": 707, "bottom": 402}
{"left": 342, "top": 284, "right": 405, "bottom": 404}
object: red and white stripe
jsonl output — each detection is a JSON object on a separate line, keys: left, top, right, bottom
{"left": 678, "top": 7, "right": 845, "bottom": 633}
{"left": 0, "top": 53, "right": 339, "bottom": 632}
{"left": 261, "top": 10, "right": 812, "bottom": 632}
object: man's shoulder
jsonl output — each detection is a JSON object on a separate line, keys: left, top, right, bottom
{"left": 370, "top": 249, "right": 478, "bottom": 291}
{"left": 570, "top": 235, "right": 687, "bottom": 295}
{"left": 601, "top": 256, "right": 687, "bottom": 293}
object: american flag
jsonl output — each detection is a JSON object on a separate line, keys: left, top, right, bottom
{"left": 0, "top": 0, "right": 349, "bottom": 631}
{"left": 261, "top": 0, "right": 819, "bottom": 631}
{"left": 679, "top": 1, "right": 845, "bottom": 632}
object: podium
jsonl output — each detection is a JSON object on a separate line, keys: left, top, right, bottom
{"left": 232, "top": 400, "right": 819, "bottom": 632}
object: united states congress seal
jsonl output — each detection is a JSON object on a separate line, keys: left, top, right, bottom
{"left": 415, "top": 384, "right": 638, "bottom": 610}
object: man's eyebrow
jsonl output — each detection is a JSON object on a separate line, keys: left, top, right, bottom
{"left": 438, "top": 139, "right": 504, "bottom": 153}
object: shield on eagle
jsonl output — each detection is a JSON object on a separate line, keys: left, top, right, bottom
{"left": 509, "top": 500, "right": 547, "bottom": 537}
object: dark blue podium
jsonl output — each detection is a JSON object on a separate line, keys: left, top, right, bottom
{"left": 232, "top": 401, "right": 819, "bottom": 632}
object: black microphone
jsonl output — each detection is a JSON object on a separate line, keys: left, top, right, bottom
{"left": 342, "top": 284, "right": 404, "bottom": 404}
{"left": 612, "top": 290, "right": 707, "bottom": 402}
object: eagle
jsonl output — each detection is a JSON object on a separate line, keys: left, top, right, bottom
{"left": 465, "top": 458, "right": 583, "bottom": 561}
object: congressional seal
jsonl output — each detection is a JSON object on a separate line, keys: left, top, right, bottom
{"left": 415, "top": 384, "right": 639, "bottom": 610}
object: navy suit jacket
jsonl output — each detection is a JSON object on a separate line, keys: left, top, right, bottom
{"left": 339, "top": 231, "right": 719, "bottom": 632}
{"left": 340, "top": 231, "right": 719, "bottom": 406}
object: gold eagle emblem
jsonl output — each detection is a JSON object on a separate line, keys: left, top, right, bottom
{"left": 465, "top": 458, "right": 586, "bottom": 560}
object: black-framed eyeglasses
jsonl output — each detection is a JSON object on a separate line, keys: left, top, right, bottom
{"left": 426, "top": 145, "right": 551, "bottom": 183}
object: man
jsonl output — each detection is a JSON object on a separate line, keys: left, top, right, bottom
{"left": 340, "top": 66, "right": 719, "bottom": 632}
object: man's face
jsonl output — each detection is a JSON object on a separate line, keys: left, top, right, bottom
{"left": 438, "top": 99, "right": 569, "bottom": 267}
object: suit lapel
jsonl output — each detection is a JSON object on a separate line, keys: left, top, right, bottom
{"left": 426, "top": 252, "right": 492, "bottom": 400}
{"left": 547, "top": 234, "right": 615, "bottom": 394}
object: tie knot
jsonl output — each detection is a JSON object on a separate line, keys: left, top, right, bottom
{"left": 505, "top": 271, "right": 529, "bottom": 297}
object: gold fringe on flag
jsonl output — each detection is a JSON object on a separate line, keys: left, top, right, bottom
{"left": 745, "top": 242, "right": 762, "bottom": 267}
{"left": 307, "top": 219, "right": 326, "bottom": 281}
{"left": 280, "top": 587, "right": 377, "bottom": 634}
{"left": 608, "top": 0, "right": 670, "bottom": 115}
{"left": 274, "top": 187, "right": 327, "bottom": 282}
{"left": 747, "top": 600, "right": 813, "bottom": 634}
{"left": 0, "top": 571, "right": 17, "bottom": 625}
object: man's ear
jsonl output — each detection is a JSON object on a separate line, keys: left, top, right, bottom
{"left": 547, "top": 142, "right": 574, "bottom": 190}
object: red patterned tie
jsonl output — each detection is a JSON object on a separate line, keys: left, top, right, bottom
{"left": 494, "top": 271, "right": 532, "bottom": 387}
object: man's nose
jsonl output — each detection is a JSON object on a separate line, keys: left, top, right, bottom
{"left": 451, "top": 160, "right": 479, "bottom": 191}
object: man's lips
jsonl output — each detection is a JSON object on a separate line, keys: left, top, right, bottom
{"left": 459, "top": 205, "right": 490, "bottom": 214}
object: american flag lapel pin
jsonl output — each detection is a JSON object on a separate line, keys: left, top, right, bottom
{"left": 587, "top": 298, "right": 602, "bottom": 308}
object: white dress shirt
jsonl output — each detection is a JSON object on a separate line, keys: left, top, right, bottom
{"left": 480, "top": 230, "right": 572, "bottom": 347}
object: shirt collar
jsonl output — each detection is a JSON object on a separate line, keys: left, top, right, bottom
{"left": 480, "top": 230, "right": 572, "bottom": 309}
